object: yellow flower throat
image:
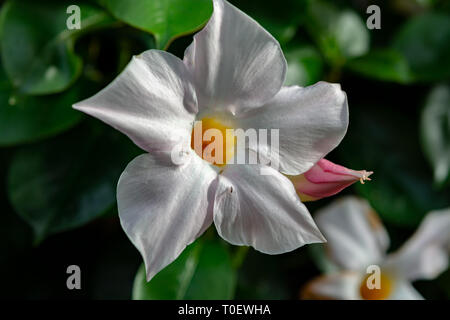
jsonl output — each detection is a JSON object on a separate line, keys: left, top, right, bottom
{"left": 190, "top": 117, "right": 236, "bottom": 167}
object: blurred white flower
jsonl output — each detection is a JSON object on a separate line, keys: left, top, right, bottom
{"left": 73, "top": 0, "right": 349, "bottom": 281}
{"left": 302, "top": 196, "right": 450, "bottom": 300}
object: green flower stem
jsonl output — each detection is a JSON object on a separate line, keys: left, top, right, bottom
{"left": 232, "top": 245, "right": 249, "bottom": 269}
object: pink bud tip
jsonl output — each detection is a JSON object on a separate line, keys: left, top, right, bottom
{"left": 289, "top": 159, "right": 373, "bottom": 202}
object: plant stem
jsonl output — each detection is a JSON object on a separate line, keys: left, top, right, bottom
{"left": 232, "top": 246, "right": 249, "bottom": 269}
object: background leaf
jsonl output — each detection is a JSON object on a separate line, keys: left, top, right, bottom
{"left": 132, "top": 237, "right": 236, "bottom": 300}
{"left": 7, "top": 122, "right": 141, "bottom": 243}
{"left": 394, "top": 12, "right": 450, "bottom": 82}
{"left": 104, "top": 0, "right": 213, "bottom": 49}
{"left": 306, "top": 0, "right": 369, "bottom": 65}
{"left": 0, "top": 70, "right": 84, "bottom": 146}
{"left": 421, "top": 85, "right": 450, "bottom": 187}
{"left": 229, "top": 0, "right": 306, "bottom": 45}
{"left": 284, "top": 46, "right": 324, "bottom": 86}
{"left": 0, "top": 0, "right": 113, "bottom": 95}
{"left": 346, "top": 49, "right": 412, "bottom": 84}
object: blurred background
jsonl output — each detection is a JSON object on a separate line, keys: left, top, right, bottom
{"left": 0, "top": 0, "right": 449, "bottom": 299}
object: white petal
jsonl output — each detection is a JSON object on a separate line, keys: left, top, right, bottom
{"left": 315, "top": 196, "right": 389, "bottom": 270}
{"left": 184, "top": 0, "right": 286, "bottom": 114}
{"left": 389, "top": 280, "right": 424, "bottom": 300}
{"left": 74, "top": 50, "right": 197, "bottom": 153}
{"left": 385, "top": 208, "right": 450, "bottom": 281}
{"left": 213, "top": 163, "right": 325, "bottom": 254}
{"left": 238, "top": 83, "right": 349, "bottom": 175}
{"left": 117, "top": 152, "right": 217, "bottom": 281}
{"left": 301, "top": 272, "right": 361, "bottom": 300}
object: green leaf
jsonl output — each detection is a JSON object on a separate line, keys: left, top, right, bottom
{"left": 306, "top": 0, "right": 369, "bottom": 65}
{"left": 7, "top": 123, "right": 141, "bottom": 243}
{"left": 230, "top": 0, "right": 306, "bottom": 45}
{"left": 284, "top": 46, "right": 324, "bottom": 86}
{"left": 394, "top": 13, "right": 450, "bottom": 82}
{"left": 421, "top": 85, "right": 450, "bottom": 187}
{"left": 0, "top": 0, "right": 113, "bottom": 95}
{"left": 104, "top": 0, "right": 213, "bottom": 49}
{"left": 346, "top": 49, "right": 413, "bottom": 84}
{"left": 132, "top": 237, "right": 236, "bottom": 300}
{"left": 0, "top": 70, "right": 84, "bottom": 146}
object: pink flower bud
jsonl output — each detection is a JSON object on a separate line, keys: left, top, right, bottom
{"left": 289, "top": 159, "right": 373, "bottom": 202}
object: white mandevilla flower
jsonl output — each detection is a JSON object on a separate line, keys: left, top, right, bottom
{"left": 73, "top": 0, "right": 349, "bottom": 281}
{"left": 302, "top": 196, "right": 450, "bottom": 300}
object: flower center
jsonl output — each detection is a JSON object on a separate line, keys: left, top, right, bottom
{"left": 190, "top": 117, "right": 236, "bottom": 167}
{"left": 359, "top": 272, "right": 393, "bottom": 300}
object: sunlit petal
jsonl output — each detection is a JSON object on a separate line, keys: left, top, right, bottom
{"left": 117, "top": 152, "right": 217, "bottom": 281}
{"left": 238, "top": 83, "right": 348, "bottom": 175}
{"left": 214, "top": 161, "right": 325, "bottom": 254}
{"left": 74, "top": 50, "right": 197, "bottom": 153}
{"left": 184, "top": 0, "right": 286, "bottom": 114}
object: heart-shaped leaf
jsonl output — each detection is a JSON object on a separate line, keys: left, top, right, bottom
{"left": 0, "top": 0, "right": 113, "bottom": 95}
{"left": 104, "top": 0, "right": 213, "bottom": 49}
{"left": 132, "top": 237, "right": 236, "bottom": 299}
